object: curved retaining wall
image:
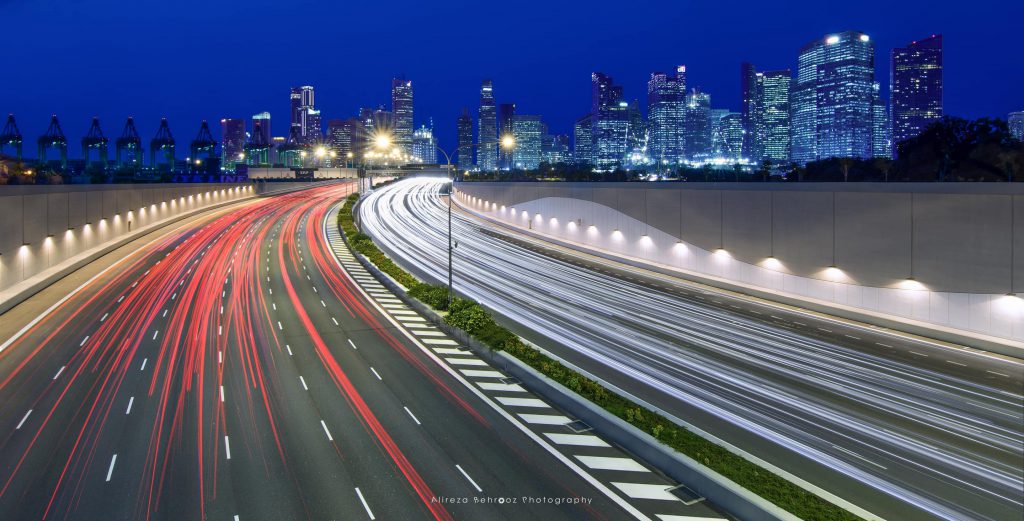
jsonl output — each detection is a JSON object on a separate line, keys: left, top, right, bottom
{"left": 0, "top": 181, "right": 322, "bottom": 311}
{"left": 454, "top": 182, "right": 1024, "bottom": 344}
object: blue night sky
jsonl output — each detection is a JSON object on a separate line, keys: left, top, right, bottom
{"left": 2, "top": 0, "right": 1021, "bottom": 153}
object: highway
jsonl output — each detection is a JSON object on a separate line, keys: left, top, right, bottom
{"left": 0, "top": 182, "right": 662, "bottom": 521}
{"left": 359, "top": 177, "right": 1024, "bottom": 521}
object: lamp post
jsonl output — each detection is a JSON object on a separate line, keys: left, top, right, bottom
{"left": 433, "top": 133, "right": 515, "bottom": 307}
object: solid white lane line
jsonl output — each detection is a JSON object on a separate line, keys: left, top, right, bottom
{"left": 348, "top": 339, "right": 357, "bottom": 350}
{"left": 495, "top": 397, "right": 548, "bottom": 408}
{"left": 354, "top": 487, "right": 375, "bottom": 520}
{"left": 321, "top": 420, "right": 334, "bottom": 441}
{"left": 575, "top": 456, "right": 648, "bottom": 472}
{"left": 53, "top": 366, "right": 66, "bottom": 380}
{"left": 455, "top": 464, "right": 483, "bottom": 493}
{"left": 105, "top": 454, "right": 118, "bottom": 482}
{"left": 140, "top": 358, "right": 148, "bottom": 371}
{"left": 517, "top": 413, "right": 572, "bottom": 426}
{"left": 16, "top": 409, "right": 32, "bottom": 429}
{"left": 80, "top": 336, "right": 90, "bottom": 346}
{"left": 224, "top": 436, "right": 232, "bottom": 459}
{"left": 126, "top": 397, "right": 134, "bottom": 415}
{"left": 370, "top": 367, "right": 382, "bottom": 381}
{"left": 543, "top": 433, "right": 611, "bottom": 447}
{"left": 403, "top": 406, "right": 421, "bottom": 425}
{"left": 299, "top": 376, "right": 308, "bottom": 390}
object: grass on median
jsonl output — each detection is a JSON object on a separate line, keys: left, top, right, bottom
{"left": 337, "top": 191, "right": 862, "bottom": 521}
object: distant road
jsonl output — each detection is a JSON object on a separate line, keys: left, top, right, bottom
{"left": 360, "top": 177, "right": 1024, "bottom": 521}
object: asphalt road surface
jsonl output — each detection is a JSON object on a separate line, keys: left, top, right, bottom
{"left": 0, "top": 182, "right": 669, "bottom": 521}
{"left": 359, "top": 177, "right": 1024, "bottom": 521}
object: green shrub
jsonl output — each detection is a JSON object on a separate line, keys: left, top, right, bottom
{"left": 332, "top": 194, "right": 862, "bottom": 521}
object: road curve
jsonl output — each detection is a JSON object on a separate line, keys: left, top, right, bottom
{"left": 359, "top": 177, "right": 1024, "bottom": 521}
{"left": 0, "top": 182, "right": 640, "bottom": 521}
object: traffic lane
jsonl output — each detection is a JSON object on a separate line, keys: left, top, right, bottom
{"left": 300, "top": 200, "right": 629, "bottom": 520}
{"left": 361, "top": 181, "right": 1022, "bottom": 521}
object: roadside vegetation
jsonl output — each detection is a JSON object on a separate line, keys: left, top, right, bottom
{"left": 337, "top": 191, "right": 862, "bottom": 521}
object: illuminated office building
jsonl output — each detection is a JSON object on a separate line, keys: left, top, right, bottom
{"left": 891, "top": 35, "right": 943, "bottom": 147}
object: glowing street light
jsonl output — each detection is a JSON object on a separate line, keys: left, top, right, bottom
{"left": 374, "top": 133, "right": 392, "bottom": 150}
{"left": 500, "top": 134, "right": 515, "bottom": 149}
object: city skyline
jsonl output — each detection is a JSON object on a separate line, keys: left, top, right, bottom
{"left": 1, "top": 0, "right": 1020, "bottom": 157}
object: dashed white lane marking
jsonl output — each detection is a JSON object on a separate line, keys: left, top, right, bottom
{"left": 220, "top": 386, "right": 225, "bottom": 402}
{"left": 575, "top": 456, "right": 648, "bottom": 472}
{"left": 332, "top": 317, "right": 339, "bottom": 326}
{"left": 272, "top": 303, "right": 277, "bottom": 311}
{"left": 832, "top": 444, "right": 887, "bottom": 469}
{"left": 80, "top": 336, "right": 90, "bottom": 346}
{"left": 348, "top": 339, "right": 358, "bottom": 350}
{"left": 218, "top": 351, "right": 223, "bottom": 364}
{"left": 299, "top": 376, "right": 309, "bottom": 391}
{"left": 321, "top": 300, "right": 326, "bottom": 307}
{"left": 152, "top": 330, "right": 159, "bottom": 340}
{"left": 16, "top": 409, "right": 32, "bottom": 429}
{"left": 162, "top": 309, "right": 168, "bottom": 318}
{"left": 946, "top": 360, "right": 966, "bottom": 367}
{"left": 117, "top": 296, "right": 124, "bottom": 303}
{"left": 404, "top": 406, "right": 422, "bottom": 425}
{"left": 432, "top": 348, "right": 465, "bottom": 355}
{"left": 219, "top": 325, "right": 223, "bottom": 336}
{"left": 411, "top": 330, "right": 445, "bottom": 337}
{"left": 495, "top": 397, "right": 548, "bottom": 408}
{"left": 101, "top": 313, "right": 108, "bottom": 322}
{"left": 125, "top": 397, "right": 134, "bottom": 415}
{"left": 611, "top": 482, "right": 678, "bottom": 501}
{"left": 286, "top": 344, "right": 293, "bottom": 356}
{"left": 445, "top": 358, "right": 487, "bottom": 366}
{"left": 321, "top": 420, "right": 334, "bottom": 441}
{"left": 354, "top": 487, "right": 375, "bottom": 520}
{"left": 277, "top": 321, "right": 283, "bottom": 330}
{"left": 517, "top": 413, "right": 572, "bottom": 426}
{"left": 53, "top": 366, "right": 66, "bottom": 380}
{"left": 224, "top": 436, "right": 232, "bottom": 459}
{"left": 477, "top": 382, "right": 527, "bottom": 393}
{"left": 459, "top": 369, "right": 504, "bottom": 379}
{"left": 455, "top": 464, "right": 483, "bottom": 493}
{"left": 987, "top": 370, "right": 1010, "bottom": 377}
{"left": 105, "top": 454, "right": 118, "bottom": 482}
{"left": 370, "top": 367, "right": 383, "bottom": 381}
{"left": 543, "top": 433, "right": 612, "bottom": 447}
{"left": 423, "top": 338, "right": 458, "bottom": 346}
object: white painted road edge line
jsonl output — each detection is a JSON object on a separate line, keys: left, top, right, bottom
{"left": 354, "top": 487, "right": 375, "bottom": 520}
{"left": 455, "top": 464, "right": 483, "bottom": 493}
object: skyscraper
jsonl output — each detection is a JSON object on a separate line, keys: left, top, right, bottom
{"left": 542, "top": 134, "right": 570, "bottom": 165}
{"left": 1010, "top": 112, "right": 1024, "bottom": 141}
{"left": 872, "top": 83, "right": 892, "bottom": 158}
{"left": 791, "top": 31, "right": 875, "bottom": 163}
{"left": 457, "top": 108, "right": 474, "bottom": 170}
{"left": 498, "top": 103, "right": 516, "bottom": 170}
{"left": 220, "top": 118, "right": 246, "bottom": 168}
{"left": 326, "top": 118, "right": 364, "bottom": 164}
{"left": 478, "top": 80, "right": 498, "bottom": 171}
{"left": 891, "top": 35, "right": 943, "bottom": 147}
{"left": 740, "top": 63, "right": 759, "bottom": 160}
{"left": 252, "top": 112, "right": 271, "bottom": 147}
{"left": 647, "top": 66, "right": 687, "bottom": 165}
{"left": 758, "top": 70, "right": 792, "bottom": 163}
{"left": 290, "top": 86, "right": 316, "bottom": 143}
{"left": 391, "top": 76, "right": 414, "bottom": 154}
{"left": 304, "top": 108, "right": 322, "bottom": 144}
{"left": 511, "top": 115, "right": 543, "bottom": 170}
{"left": 573, "top": 114, "right": 593, "bottom": 166}
{"left": 412, "top": 124, "right": 437, "bottom": 163}
{"left": 683, "top": 88, "right": 711, "bottom": 160}
{"left": 715, "top": 113, "right": 745, "bottom": 161}
{"left": 591, "top": 72, "right": 628, "bottom": 171}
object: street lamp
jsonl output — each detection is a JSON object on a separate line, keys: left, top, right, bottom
{"left": 434, "top": 137, "right": 515, "bottom": 307}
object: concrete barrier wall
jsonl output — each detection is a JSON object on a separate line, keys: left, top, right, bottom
{"left": 454, "top": 182, "right": 1024, "bottom": 343}
{"left": 0, "top": 181, "right": 319, "bottom": 305}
